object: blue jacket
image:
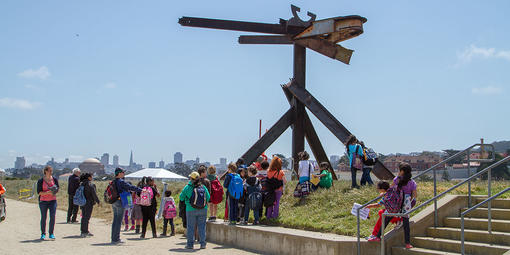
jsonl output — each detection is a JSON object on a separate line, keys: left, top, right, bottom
{"left": 348, "top": 144, "right": 363, "bottom": 167}
{"left": 114, "top": 178, "right": 141, "bottom": 194}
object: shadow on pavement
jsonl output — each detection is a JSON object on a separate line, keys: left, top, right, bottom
{"left": 169, "top": 248, "right": 197, "bottom": 253}
{"left": 62, "top": 235, "right": 83, "bottom": 239}
{"left": 19, "top": 239, "right": 43, "bottom": 243}
{"left": 91, "top": 242, "right": 115, "bottom": 246}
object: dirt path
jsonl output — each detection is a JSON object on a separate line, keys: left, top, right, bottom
{"left": 0, "top": 199, "right": 258, "bottom": 255}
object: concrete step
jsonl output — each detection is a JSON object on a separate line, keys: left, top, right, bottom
{"left": 392, "top": 246, "right": 461, "bottom": 255}
{"left": 444, "top": 217, "right": 510, "bottom": 232}
{"left": 411, "top": 236, "right": 510, "bottom": 255}
{"left": 461, "top": 207, "right": 510, "bottom": 220}
{"left": 474, "top": 198, "right": 510, "bottom": 209}
{"left": 427, "top": 227, "right": 510, "bottom": 246}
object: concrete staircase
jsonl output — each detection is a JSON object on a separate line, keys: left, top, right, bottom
{"left": 392, "top": 198, "right": 510, "bottom": 255}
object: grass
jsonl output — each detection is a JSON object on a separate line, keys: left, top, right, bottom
{"left": 2, "top": 179, "right": 509, "bottom": 238}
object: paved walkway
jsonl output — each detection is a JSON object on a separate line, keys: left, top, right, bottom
{"left": 0, "top": 199, "right": 258, "bottom": 255}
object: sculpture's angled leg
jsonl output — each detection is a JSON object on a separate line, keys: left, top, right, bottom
{"left": 292, "top": 45, "right": 306, "bottom": 177}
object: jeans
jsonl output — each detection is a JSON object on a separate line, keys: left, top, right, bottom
{"left": 111, "top": 200, "right": 124, "bottom": 242}
{"left": 162, "top": 218, "right": 175, "bottom": 235}
{"left": 67, "top": 196, "right": 79, "bottom": 222}
{"left": 244, "top": 205, "right": 260, "bottom": 223}
{"left": 228, "top": 196, "right": 238, "bottom": 222}
{"left": 81, "top": 204, "right": 93, "bottom": 234}
{"left": 141, "top": 206, "right": 156, "bottom": 237}
{"left": 377, "top": 216, "right": 410, "bottom": 244}
{"left": 360, "top": 167, "right": 374, "bottom": 186}
{"left": 39, "top": 200, "right": 57, "bottom": 235}
{"left": 186, "top": 209, "right": 207, "bottom": 248}
{"left": 351, "top": 166, "right": 359, "bottom": 188}
{"left": 267, "top": 190, "right": 282, "bottom": 219}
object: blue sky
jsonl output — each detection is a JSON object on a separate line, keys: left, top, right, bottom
{"left": 1, "top": 0, "right": 509, "bottom": 169}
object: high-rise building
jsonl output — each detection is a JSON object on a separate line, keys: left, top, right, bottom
{"left": 196, "top": 157, "right": 200, "bottom": 164}
{"left": 220, "top": 158, "right": 227, "bottom": 166}
{"left": 148, "top": 162, "right": 156, "bottom": 168}
{"left": 100, "top": 153, "right": 109, "bottom": 166}
{"left": 15, "top": 157, "right": 26, "bottom": 169}
{"left": 129, "top": 150, "right": 134, "bottom": 166}
{"left": 159, "top": 160, "right": 165, "bottom": 168}
{"left": 174, "top": 152, "right": 183, "bottom": 164}
{"left": 113, "top": 155, "right": 119, "bottom": 167}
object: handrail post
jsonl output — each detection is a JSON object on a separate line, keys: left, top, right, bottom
{"left": 461, "top": 214, "right": 465, "bottom": 255}
{"left": 381, "top": 214, "right": 385, "bottom": 255}
{"left": 433, "top": 168, "right": 437, "bottom": 227}
{"left": 488, "top": 168, "right": 492, "bottom": 234}
{"left": 357, "top": 208, "right": 361, "bottom": 255}
{"left": 467, "top": 149, "right": 471, "bottom": 207}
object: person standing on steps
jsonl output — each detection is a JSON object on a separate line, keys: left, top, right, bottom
{"left": 111, "top": 167, "right": 142, "bottom": 244}
{"left": 37, "top": 165, "right": 59, "bottom": 241}
{"left": 67, "top": 168, "right": 81, "bottom": 224}
{"left": 79, "top": 173, "right": 100, "bottom": 238}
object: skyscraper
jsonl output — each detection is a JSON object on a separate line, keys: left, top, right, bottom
{"left": 196, "top": 157, "right": 200, "bottom": 164}
{"left": 113, "top": 155, "right": 119, "bottom": 167}
{"left": 148, "top": 162, "right": 156, "bottom": 168}
{"left": 129, "top": 150, "right": 134, "bottom": 166}
{"left": 100, "top": 153, "right": 109, "bottom": 166}
{"left": 15, "top": 157, "right": 26, "bottom": 169}
{"left": 220, "top": 158, "right": 227, "bottom": 166}
{"left": 159, "top": 160, "right": 165, "bottom": 168}
{"left": 174, "top": 152, "right": 183, "bottom": 164}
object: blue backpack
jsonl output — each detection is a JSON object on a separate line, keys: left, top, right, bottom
{"left": 73, "top": 185, "right": 86, "bottom": 206}
{"left": 190, "top": 184, "right": 207, "bottom": 209}
{"left": 228, "top": 174, "right": 244, "bottom": 199}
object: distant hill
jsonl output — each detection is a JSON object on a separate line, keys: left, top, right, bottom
{"left": 492, "top": 140, "right": 510, "bottom": 153}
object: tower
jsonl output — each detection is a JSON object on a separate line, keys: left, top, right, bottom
{"left": 129, "top": 150, "right": 134, "bottom": 166}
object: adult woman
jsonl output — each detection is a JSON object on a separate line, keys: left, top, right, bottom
{"left": 266, "top": 156, "right": 286, "bottom": 219}
{"left": 345, "top": 135, "right": 363, "bottom": 189}
{"left": 79, "top": 173, "right": 100, "bottom": 237}
{"left": 37, "top": 165, "right": 59, "bottom": 240}
{"left": 297, "top": 151, "right": 316, "bottom": 184}
{"left": 140, "top": 176, "right": 159, "bottom": 238}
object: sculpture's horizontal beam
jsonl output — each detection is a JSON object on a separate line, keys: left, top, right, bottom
{"left": 239, "top": 35, "right": 293, "bottom": 44}
{"left": 294, "top": 16, "right": 366, "bottom": 43}
{"left": 178, "top": 17, "right": 304, "bottom": 35}
{"left": 294, "top": 38, "right": 353, "bottom": 65}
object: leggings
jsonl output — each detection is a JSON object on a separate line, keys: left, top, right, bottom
{"left": 124, "top": 209, "right": 134, "bottom": 225}
{"left": 141, "top": 206, "right": 156, "bottom": 237}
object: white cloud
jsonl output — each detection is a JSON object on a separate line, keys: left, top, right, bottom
{"left": 457, "top": 45, "right": 510, "bottom": 66}
{"left": 105, "top": 82, "right": 117, "bottom": 89}
{"left": 471, "top": 86, "right": 503, "bottom": 95}
{"left": 18, "top": 66, "right": 51, "bottom": 80}
{"left": 0, "top": 98, "right": 41, "bottom": 110}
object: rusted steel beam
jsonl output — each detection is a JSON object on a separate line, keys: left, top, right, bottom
{"left": 292, "top": 45, "right": 306, "bottom": 177}
{"left": 294, "top": 16, "right": 366, "bottom": 43}
{"left": 294, "top": 38, "right": 353, "bottom": 65}
{"left": 238, "top": 35, "right": 293, "bottom": 44}
{"left": 282, "top": 85, "right": 337, "bottom": 180}
{"left": 178, "top": 17, "right": 305, "bottom": 35}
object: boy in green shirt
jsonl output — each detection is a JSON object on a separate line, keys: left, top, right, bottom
{"left": 318, "top": 162, "right": 333, "bottom": 189}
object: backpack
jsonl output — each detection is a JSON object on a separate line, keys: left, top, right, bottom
{"left": 362, "top": 147, "right": 378, "bottom": 166}
{"left": 210, "top": 178, "right": 224, "bottom": 204}
{"left": 228, "top": 174, "right": 244, "bottom": 200}
{"left": 265, "top": 171, "right": 283, "bottom": 191}
{"left": 139, "top": 186, "right": 154, "bottom": 206}
{"left": 73, "top": 185, "right": 86, "bottom": 206}
{"left": 263, "top": 191, "right": 276, "bottom": 207}
{"left": 246, "top": 179, "right": 262, "bottom": 210}
{"left": 383, "top": 186, "right": 404, "bottom": 213}
{"left": 104, "top": 180, "right": 119, "bottom": 204}
{"left": 190, "top": 184, "right": 207, "bottom": 209}
{"left": 163, "top": 199, "right": 177, "bottom": 219}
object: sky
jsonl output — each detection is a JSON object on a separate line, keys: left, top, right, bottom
{"left": 1, "top": 0, "right": 509, "bottom": 169}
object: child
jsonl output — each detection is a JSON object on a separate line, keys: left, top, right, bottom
{"left": 243, "top": 166, "right": 262, "bottom": 225}
{"left": 207, "top": 165, "right": 222, "bottom": 221}
{"left": 317, "top": 162, "right": 333, "bottom": 189}
{"left": 161, "top": 190, "right": 176, "bottom": 236}
{"left": 366, "top": 181, "right": 400, "bottom": 241}
{"left": 237, "top": 167, "right": 248, "bottom": 222}
{"left": 223, "top": 162, "right": 241, "bottom": 225}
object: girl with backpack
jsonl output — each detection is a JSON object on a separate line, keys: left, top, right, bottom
{"left": 179, "top": 171, "right": 210, "bottom": 249}
{"left": 37, "top": 166, "right": 59, "bottom": 240}
{"left": 140, "top": 176, "right": 159, "bottom": 239}
{"left": 223, "top": 162, "right": 242, "bottom": 225}
{"left": 131, "top": 178, "right": 145, "bottom": 234}
{"left": 297, "top": 151, "right": 316, "bottom": 184}
{"left": 161, "top": 190, "right": 176, "bottom": 236}
{"left": 345, "top": 135, "right": 363, "bottom": 189}
{"left": 373, "top": 163, "right": 417, "bottom": 249}
{"left": 79, "top": 173, "right": 100, "bottom": 238}
{"left": 243, "top": 166, "right": 262, "bottom": 225}
{"left": 207, "top": 166, "right": 222, "bottom": 221}
{"left": 266, "top": 156, "right": 286, "bottom": 219}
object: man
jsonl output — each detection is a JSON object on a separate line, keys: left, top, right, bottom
{"left": 67, "top": 168, "right": 81, "bottom": 223}
{"left": 111, "top": 167, "right": 141, "bottom": 244}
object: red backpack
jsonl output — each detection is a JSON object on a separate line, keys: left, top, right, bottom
{"left": 210, "top": 178, "right": 223, "bottom": 204}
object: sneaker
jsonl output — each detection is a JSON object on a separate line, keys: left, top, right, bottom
{"left": 170, "top": 232, "right": 175, "bottom": 236}
{"left": 229, "top": 221, "right": 236, "bottom": 225}
{"left": 49, "top": 234, "right": 55, "bottom": 240}
{"left": 405, "top": 244, "right": 413, "bottom": 249}
{"left": 241, "top": 221, "right": 248, "bottom": 225}
{"left": 80, "top": 233, "right": 88, "bottom": 238}
{"left": 185, "top": 246, "right": 193, "bottom": 249}
{"left": 160, "top": 233, "right": 167, "bottom": 237}
{"left": 40, "top": 234, "right": 46, "bottom": 240}
{"left": 253, "top": 221, "right": 259, "bottom": 225}
{"left": 87, "top": 233, "right": 94, "bottom": 237}
{"left": 112, "top": 239, "right": 125, "bottom": 244}
{"left": 365, "top": 235, "right": 376, "bottom": 240}
{"left": 367, "top": 236, "right": 380, "bottom": 242}
{"left": 394, "top": 221, "right": 403, "bottom": 230}
{"left": 124, "top": 226, "right": 129, "bottom": 231}
{"left": 129, "top": 225, "right": 135, "bottom": 231}
{"left": 200, "top": 245, "right": 206, "bottom": 249}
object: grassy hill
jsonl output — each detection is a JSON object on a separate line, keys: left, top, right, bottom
{"left": 2, "top": 179, "right": 509, "bottom": 237}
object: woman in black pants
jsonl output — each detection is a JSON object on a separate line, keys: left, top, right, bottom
{"left": 140, "top": 177, "right": 159, "bottom": 238}
{"left": 80, "top": 173, "right": 100, "bottom": 237}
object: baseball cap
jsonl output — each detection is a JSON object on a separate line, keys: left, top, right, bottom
{"left": 115, "top": 167, "right": 125, "bottom": 176}
{"left": 189, "top": 171, "right": 199, "bottom": 180}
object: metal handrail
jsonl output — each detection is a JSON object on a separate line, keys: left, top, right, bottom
{"left": 380, "top": 155, "right": 510, "bottom": 255}
{"left": 461, "top": 186, "right": 510, "bottom": 254}
{"left": 356, "top": 143, "right": 495, "bottom": 255}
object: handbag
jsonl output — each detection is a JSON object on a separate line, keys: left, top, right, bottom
{"left": 309, "top": 163, "right": 320, "bottom": 186}
{"left": 352, "top": 146, "right": 363, "bottom": 170}
{"left": 120, "top": 191, "right": 134, "bottom": 209}
{"left": 44, "top": 178, "right": 59, "bottom": 195}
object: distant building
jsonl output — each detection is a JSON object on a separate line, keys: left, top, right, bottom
{"left": 196, "top": 157, "right": 200, "bottom": 164}
{"left": 185, "top": 160, "right": 196, "bottom": 167}
{"left": 15, "top": 157, "right": 26, "bottom": 169}
{"left": 383, "top": 153, "right": 443, "bottom": 172}
{"left": 330, "top": 155, "right": 340, "bottom": 166}
{"left": 100, "top": 153, "right": 109, "bottom": 167}
{"left": 129, "top": 150, "right": 134, "bottom": 167}
{"left": 113, "top": 155, "right": 119, "bottom": 167}
{"left": 220, "top": 158, "right": 227, "bottom": 166}
{"left": 159, "top": 160, "right": 165, "bottom": 168}
{"left": 148, "top": 162, "right": 156, "bottom": 168}
{"left": 79, "top": 158, "right": 105, "bottom": 175}
{"left": 174, "top": 152, "right": 183, "bottom": 164}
